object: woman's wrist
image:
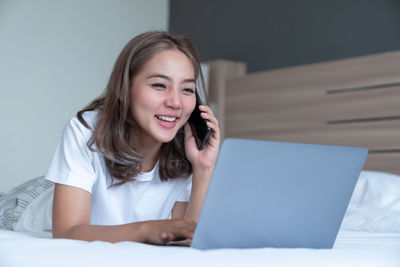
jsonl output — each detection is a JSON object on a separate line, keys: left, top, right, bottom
{"left": 192, "top": 164, "right": 214, "bottom": 180}
{"left": 131, "top": 221, "right": 147, "bottom": 243}
{"left": 191, "top": 164, "right": 215, "bottom": 195}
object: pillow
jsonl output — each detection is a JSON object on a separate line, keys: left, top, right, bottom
{"left": 0, "top": 176, "right": 53, "bottom": 233}
{"left": 342, "top": 170, "right": 400, "bottom": 233}
{"left": 349, "top": 170, "right": 400, "bottom": 210}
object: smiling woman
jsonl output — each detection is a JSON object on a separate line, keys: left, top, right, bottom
{"left": 129, "top": 49, "right": 197, "bottom": 151}
{"left": 1, "top": 31, "right": 220, "bottom": 245}
{"left": 77, "top": 32, "right": 209, "bottom": 184}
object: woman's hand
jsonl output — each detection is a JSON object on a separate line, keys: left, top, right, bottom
{"left": 184, "top": 105, "right": 220, "bottom": 173}
{"left": 139, "top": 218, "right": 196, "bottom": 245}
{"left": 183, "top": 105, "right": 220, "bottom": 222}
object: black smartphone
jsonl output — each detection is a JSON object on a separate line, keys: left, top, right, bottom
{"left": 188, "top": 92, "right": 211, "bottom": 150}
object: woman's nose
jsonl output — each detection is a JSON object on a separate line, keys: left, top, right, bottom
{"left": 165, "top": 89, "right": 182, "bottom": 109}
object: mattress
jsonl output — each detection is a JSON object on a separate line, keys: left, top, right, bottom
{"left": 0, "top": 229, "right": 399, "bottom": 267}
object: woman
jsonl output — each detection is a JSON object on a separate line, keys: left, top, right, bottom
{"left": 45, "top": 31, "right": 220, "bottom": 245}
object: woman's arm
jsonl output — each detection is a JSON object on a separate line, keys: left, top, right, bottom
{"left": 171, "top": 169, "right": 213, "bottom": 222}
{"left": 53, "top": 184, "right": 195, "bottom": 243}
{"left": 184, "top": 167, "right": 213, "bottom": 222}
{"left": 183, "top": 105, "right": 221, "bottom": 222}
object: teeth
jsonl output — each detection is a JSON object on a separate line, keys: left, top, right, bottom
{"left": 157, "top": 115, "right": 176, "bottom": 122}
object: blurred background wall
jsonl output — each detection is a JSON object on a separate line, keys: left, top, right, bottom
{"left": 169, "top": 0, "right": 400, "bottom": 73}
{"left": 0, "top": 0, "right": 168, "bottom": 191}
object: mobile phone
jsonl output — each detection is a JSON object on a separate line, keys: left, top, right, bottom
{"left": 188, "top": 92, "right": 211, "bottom": 150}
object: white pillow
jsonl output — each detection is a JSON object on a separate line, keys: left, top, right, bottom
{"left": 349, "top": 170, "right": 400, "bottom": 210}
{"left": 0, "top": 176, "right": 53, "bottom": 233}
{"left": 342, "top": 170, "right": 400, "bottom": 233}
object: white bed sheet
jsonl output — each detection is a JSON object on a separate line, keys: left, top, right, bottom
{"left": 1, "top": 170, "right": 400, "bottom": 266}
{"left": 0, "top": 229, "right": 399, "bottom": 267}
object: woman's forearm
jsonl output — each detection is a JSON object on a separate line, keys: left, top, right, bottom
{"left": 184, "top": 167, "right": 214, "bottom": 222}
{"left": 54, "top": 219, "right": 196, "bottom": 244}
{"left": 55, "top": 222, "right": 145, "bottom": 243}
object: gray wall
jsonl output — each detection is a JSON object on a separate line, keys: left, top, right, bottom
{"left": 169, "top": 0, "right": 400, "bottom": 73}
{"left": 0, "top": 0, "right": 168, "bottom": 191}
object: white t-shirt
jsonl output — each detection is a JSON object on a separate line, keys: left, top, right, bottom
{"left": 45, "top": 110, "right": 192, "bottom": 226}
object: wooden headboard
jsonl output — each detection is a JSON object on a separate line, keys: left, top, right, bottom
{"left": 205, "top": 51, "right": 400, "bottom": 175}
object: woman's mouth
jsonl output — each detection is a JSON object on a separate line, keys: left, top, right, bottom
{"left": 156, "top": 115, "right": 177, "bottom": 122}
{"left": 155, "top": 115, "right": 178, "bottom": 129}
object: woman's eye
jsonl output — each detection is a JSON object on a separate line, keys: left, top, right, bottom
{"left": 183, "top": 88, "right": 195, "bottom": 94}
{"left": 152, "top": 83, "right": 166, "bottom": 89}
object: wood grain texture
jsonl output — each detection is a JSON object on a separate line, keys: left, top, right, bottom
{"left": 207, "top": 51, "right": 400, "bottom": 175}
{"left": 205, "top": 60, "right": 246, "bottom": 139}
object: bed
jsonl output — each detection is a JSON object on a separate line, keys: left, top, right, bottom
{"left": 0, "top": 170, "right": 399, "bottom": 266}
{"left": 1, "top": 51, "right": 400, "bottom": 266}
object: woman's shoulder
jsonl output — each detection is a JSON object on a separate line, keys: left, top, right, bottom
{"left": 68, "top": 110, "right": 99, "bottom": 132}
{"left": 60, "top": 110, "right": 99, "bottom": 144}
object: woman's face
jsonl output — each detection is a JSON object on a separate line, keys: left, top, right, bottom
{"left": 129, "top": 49, "right": 197, "bottom": 148}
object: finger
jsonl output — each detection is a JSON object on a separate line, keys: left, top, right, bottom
{"left": 200, "top": 111, "right": 215, "bottom": 122}
{"left": 182, "top": 223, "right": 196, "bottom": 238}
{"left": 169, "top": 225, "right": 195, "bottom": 240}
{"left": 166, "top": 232, "right": 193, "bottom": 242}
{"left": 198, "top": 107, "right": 219, "bottom": 129}
{"left": 179, "top": 239, "right": 192, "bottom": 246}
{"left": 198, "top": 105, "right": 213, "bottom": 113}
{"left": 166, "top": 239, "right": 192, "bottom": 247}
{"left": 199, "top": 105, "right": 215, "bottom": 117}
{"left": 206, "top": 121, "right": 220, "bottom": 141}
{"left": 175, "top": 230, "right": 194, "bottom": 240}
{"left": 199, "top": 106, "right": 219, "bottom": 127}
{"left": 160, "top": 232, "right": 169, "bottom": 241}
{"left": 206, "top": 120, "right": 218, "bottom": 131}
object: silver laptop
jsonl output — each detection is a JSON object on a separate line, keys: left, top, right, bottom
{"left": 191, "top": 138, "right": 368, "bottom": 249}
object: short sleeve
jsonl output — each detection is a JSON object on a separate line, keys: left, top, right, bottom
{"left": 175, "top": 176, "right": 192, "bottom": 202}
{"left": 44, "top": 114, "right": 97, "bottom": 193}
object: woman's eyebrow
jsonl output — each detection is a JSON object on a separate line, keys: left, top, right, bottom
{"left": 147, "top": 74, "right": 196, "bottom": 84}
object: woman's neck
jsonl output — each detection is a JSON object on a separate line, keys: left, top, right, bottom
{"left": 134, "top": 140, "right": 162, "bottom": 172}
{"left": 131, "top": 125, "right": 163, "bottom": 172}
{"left": 139, "top": 149, "right": 160, "bottom": 172}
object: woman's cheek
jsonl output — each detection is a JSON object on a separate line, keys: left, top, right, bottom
{"left": 182, "top": 114, "right": 191, "bottom": 125}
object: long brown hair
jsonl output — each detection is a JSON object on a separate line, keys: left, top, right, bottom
{"left": 77, "top": 31, "right": 206, "bottom": 185}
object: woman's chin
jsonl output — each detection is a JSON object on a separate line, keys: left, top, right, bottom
{"left": 152, "top": 125, "right": 183, "bottom": 144}
{"left": 156, "top": 133, "right": 177, "bottom": 144}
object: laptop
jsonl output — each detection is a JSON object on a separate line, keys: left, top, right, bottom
{"left": 190, "top": 138, "right": 368, "bottom": 250}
